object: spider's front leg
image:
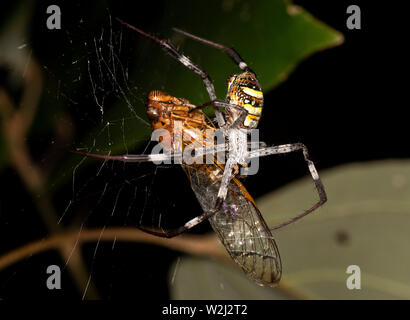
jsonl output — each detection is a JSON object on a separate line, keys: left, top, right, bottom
{"left": 115, "top": 19, "right": 227, "bottom": 129}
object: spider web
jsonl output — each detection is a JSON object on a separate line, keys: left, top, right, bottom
{"left": 51, "top": 15, "right": 206, "bottom": 299}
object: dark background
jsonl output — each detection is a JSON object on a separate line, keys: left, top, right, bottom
{"left": 0, "top": 1, "right": 407, "bottom": 300}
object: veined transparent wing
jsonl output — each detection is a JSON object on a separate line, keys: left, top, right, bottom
{"left": 182, "top": 164, "right": 282, "bottom": 287}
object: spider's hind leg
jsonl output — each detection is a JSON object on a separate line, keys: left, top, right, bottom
{"left": 248, "top": 143, "right": 328, "bottom": 230}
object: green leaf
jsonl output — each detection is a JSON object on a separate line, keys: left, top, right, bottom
{"left": 52, "top": 0, "right": 342, "bottom": 191}
{"left": 170, "top": 160, "right": 410, "bottom": 299}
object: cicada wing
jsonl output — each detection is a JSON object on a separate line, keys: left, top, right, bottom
{"left": 183, "top": 164, "right": 282, "bottom": 286}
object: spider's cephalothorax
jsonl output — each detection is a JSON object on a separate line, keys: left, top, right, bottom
{"left": 226, "top": 71, "right": 263, "bottom": 129}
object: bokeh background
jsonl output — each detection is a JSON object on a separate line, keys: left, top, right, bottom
{"left": 0, "top": 0, "right": 409, "bottom": 300}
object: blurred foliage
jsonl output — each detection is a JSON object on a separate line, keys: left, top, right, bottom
{"left": 0, "top": 1, "right": 34, "bottom": 171}
{"left": 170, "top": 160, "right": 410, "bottom": 299}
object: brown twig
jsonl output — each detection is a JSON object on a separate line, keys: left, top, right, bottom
{"left": 0, "top": 227, "right": 307, "bottom": 299}
{"left": 0, "top": 227, "right": 228, "bottom": 270}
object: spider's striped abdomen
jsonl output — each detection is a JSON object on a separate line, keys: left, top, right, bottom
{"left": 226, "top": 71, "right": 263, "bottom": 129}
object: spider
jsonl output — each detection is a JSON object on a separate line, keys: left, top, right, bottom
{"left": 73, "top": 89, "right": 283, "bottom": 285}
{"left": 73, "top": 19, "right": 327, "bottom": 231}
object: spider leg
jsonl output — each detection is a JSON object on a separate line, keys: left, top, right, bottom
{"left": 116, "top": 18, "right": 225, "bottom": 128}
{"left": 193, "top": 99, "right": 249, "bottom": 129}
{"left": 173, "top": 27, "right": 255, "bottom": 74}
{"left": 69, "top": 149, "right": 172, "bottom": 162}
{"left": 247, "top": 143, "right": 327, "bottom": 230}
{"left": 225, "top": 104, "right": 249, "bottom": 129}
{"left": 216, "top": 156, "right": 236, "bottom": 202}
{"left": 193, "top": 100, "right": 243, "bottom": 112}
{"left": 69, "top": 144, "right": 228, "bottom": 163}
{"left": 138, "top": 208, "right": 217, "bottom": 238}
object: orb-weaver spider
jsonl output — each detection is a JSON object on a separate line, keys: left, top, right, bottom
{"left": 73, "top": 19, "right": 327, "bottom": 231}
